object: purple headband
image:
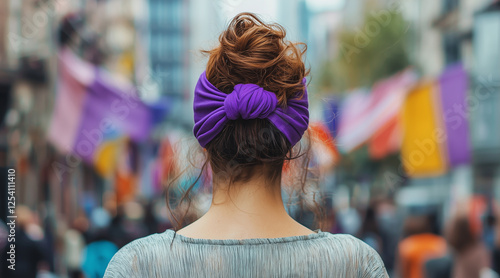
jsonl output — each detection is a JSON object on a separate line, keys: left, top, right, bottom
{"left": 193, "top": 71, "right": 309, "bottom": 148}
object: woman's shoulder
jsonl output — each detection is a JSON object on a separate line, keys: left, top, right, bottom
{"left": 319, "top": 233, "right": 389, "bottom": 277}
{"left": 104, "top": 231, "right": 174, "bottom": 278}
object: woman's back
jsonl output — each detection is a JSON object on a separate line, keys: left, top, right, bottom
{"left": 104, "top": 229, "right": 388, "bottom": 278}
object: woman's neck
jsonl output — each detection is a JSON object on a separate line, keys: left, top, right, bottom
{"left": 176, "top": 173, "right": 314, "bottom": 239}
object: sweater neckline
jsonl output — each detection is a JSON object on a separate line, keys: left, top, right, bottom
{"left": 165, "top": 229, "right": 328, "bottom": 245}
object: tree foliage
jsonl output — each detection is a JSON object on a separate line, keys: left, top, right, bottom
{"left": 317, "top": 8, "right": 410, "bottom": 94}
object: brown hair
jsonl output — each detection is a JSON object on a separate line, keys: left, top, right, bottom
{"left": 446, "top": 216, "right": 478, "bottom": 253}
{"left": 166, "top": 13, "right": 323, "bottom": 230}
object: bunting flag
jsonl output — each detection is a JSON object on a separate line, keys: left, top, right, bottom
{"left": 323, "top": 97, "right": 340, "bottom": 138}
{"left": 401, "top": 82, "right": 447, "bottom": 177}
{"left": 369, "top": 116, "right": 401, "bottom": 159}
{"left": 153, "top": 138, "right": 176, "bottom": 191}
{"left": 48, "top": 48, "right": 152, "bottom": 164}
{"left": 368, "top": 70, "right": 418, "bottom": 159}
{"left": 309, "top": 122, "right": 340, "bottom": 169}
{"left": 149, "top": 97, "right": 172, "bottom": 125}
{"left": 336, "top": 89, "right": 371, "bottom": 152}
{"left": 115, "top": 140, "right": 138, "bottom": 204}
{"left": 337, "top": 69, "right": 417, "bottom": 153}
{"left": 438, "top": 63, "right": 471, "bottom": 166}
{"left": 93, "top": 135, "right": 126, "bottom": 177}
{"left": 138, "top": 143, "right": 158, "bottom": 198}
{"left": 47, "top": 47, "right": 90, "bottom": 154}
{"left": 115, "top": 169, "right": 136, "bottom": 204}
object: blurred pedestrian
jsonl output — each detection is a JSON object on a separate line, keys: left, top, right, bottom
{"left": 445, "top": 213, "right": 491, "bottom": 278}
{"left": 324, "top": 207, "right": 343, "bottom": 234}
{"left": 81, "top": 240, "right": 118, "bottom": 278}
{"left": 108, "top": 205, "right": 134, "bottom": 248}
{"left": 358, "top": 205, "right": 383, "bottom": 253}
{"left": 64, "top": 217, "right": 87, "bottom": 278}
{"left": 338, "top": 206, "right": 362, "bottom": 235}
{"left": 104, "top": 12, "right": 388, "bottom": 278}
{"left": 493, "top": 204, "right": 500, "bottom": 275}
{"left": 0, "top": 206, "right": 49, "bottom": 278}
{"left": 144, "top": 201, "right": 160, "bottom": 234}
{"left": 425, "top": 254, "right": 453, "bottom": 278}
{"left": 376, "top": 198, "right": 400, "bottom": 275}
{"left": 82, "top": 207, "right": 118, "bottom": 278}
{"left": 0, "top": 219, "right": 7, "bottom": 251}
{"left": 397, "top": 215, "right": 447, "bottom": 278}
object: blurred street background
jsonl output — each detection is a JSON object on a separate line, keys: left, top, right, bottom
{"left": 1, "top": 0, "right": 500, "bottom": 277}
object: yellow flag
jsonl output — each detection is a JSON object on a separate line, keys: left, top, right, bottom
{"left": 93, "top": 137, "right": 125, "bottom": 177}
{"left": 401, "top": 82, "right": 447, "bottom": 177}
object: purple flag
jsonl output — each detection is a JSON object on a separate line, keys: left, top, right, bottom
{"left": 323, "top": 97, "right": 340, "bottom": 138}
{"left": 49, "top": 48, "right": 152, "bottom": 163}
{"left": 439, "top": 63, "right": 471, "bottom": 166}
{"left": 72, "top": 70, "right": 152, "bottom": 162}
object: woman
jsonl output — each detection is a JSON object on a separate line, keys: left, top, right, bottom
{"left": 104, "top": 13, "right": 388, "bottom": 278}
{"left": 445, "top": 212, "right": 491, "bottom": 278}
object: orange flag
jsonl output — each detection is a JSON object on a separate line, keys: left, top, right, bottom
{"left": 309, "top": 122, "right": 340, "bottom": 168}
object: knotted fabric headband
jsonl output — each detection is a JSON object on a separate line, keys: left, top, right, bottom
{"left": 193, "top": 71, "right": 309, "bottom": 148}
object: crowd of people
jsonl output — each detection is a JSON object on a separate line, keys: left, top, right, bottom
{"left": 0, "top": 199, "right": 173, "bottom": 278}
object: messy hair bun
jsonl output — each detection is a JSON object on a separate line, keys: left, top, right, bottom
{"left": 204, "top": 12, "right": 309, "bottom": 107}
{"left": 202, "top": 12, "right": 310, "bottom": 180}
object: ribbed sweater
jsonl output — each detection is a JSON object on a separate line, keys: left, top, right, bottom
{"left": 104, "top": 229, "right": 388, "bottom": 277}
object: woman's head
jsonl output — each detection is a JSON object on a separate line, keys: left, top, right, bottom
{"left": 200, "top": 12, "right": 309, "bottom": 184}
{"left": 445, "top": 214, "right": 479, "bottom": 253}
{"left": 168, "top": 13, "right": 319, "bottom": 230}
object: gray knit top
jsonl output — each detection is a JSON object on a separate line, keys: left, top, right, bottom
{"left": 104, "top": 229, "right": 388, "bottom": 278}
